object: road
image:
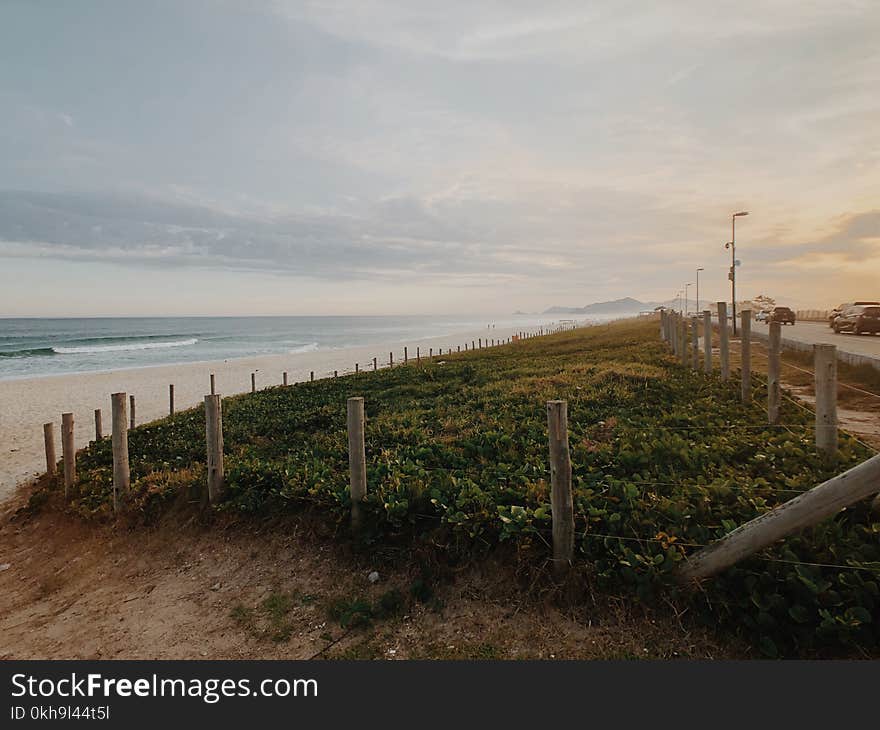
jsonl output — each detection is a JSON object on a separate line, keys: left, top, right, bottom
{"left": 751, "top": 320, "right": 880, "bottom": 360}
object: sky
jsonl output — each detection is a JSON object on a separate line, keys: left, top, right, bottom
{"left": 1, "top": 0, "right": 878, "bottom": 316}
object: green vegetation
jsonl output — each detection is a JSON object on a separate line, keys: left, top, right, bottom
{"left": 54, "top": 319, "right": 879, "bottom": 657}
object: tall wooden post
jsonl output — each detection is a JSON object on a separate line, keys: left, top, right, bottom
{"left": 547, "top": 400, "right": 574, "bottom": 578}
{"left": 389, "top": 352, "right": 393, "bottom": 368}
{"left": 718, "top": 302, "right": 729, "bottom": 380}
{"left": 702, "top": 310, "right": 712, "bottom": 373}
{"left": 169, "top": 383, "right": 175, "bottom": 415}
{"left": 210, "top": 373, "right": 215, "bottom": 395}
{"left": 111, "top": 392, "right": 130, "bottom": 511}
{"left": 814, "top": 344, "right": 838, "bottom": 456}
{"left": 691, "top": 317, "right": 699, "bottom": 370}
{"left": 417, "top": 346, "right": 421, "bottom": 362}
{"left": 355, "top": 363, "right": 359, "bottom": 374}
{"left": 740, "top": 311, "right": 752, "bottom": 403}
{"left": 251, "top": 373, "right": 256, "bottom": 393}
{"left": 60, "top": 412, "right": 75, "bottom": 496}
{"left": 661, "top": 310, "right": 667, "bottom": 341}
{"left": 283, "top": 372, "right": 288, "bottom": 386}
{"left": 679, "top": 317, "right": 688, "bottom": 366}
{"left": 129, "top": 395, "right": 136, "bottom": 429}
{"left": 43, "top": 422, "right": 56, "bottom": 475}
{"left": 768, "top": 322, "right": 782, "bottom": 424}
{"left": 404, "top": 346, "right": 408, "bottom": 364}
{"left": 373, "top": 358, "right": 377, "bottom": 372}
{"left": 205, "top": 394, "right": 224, "bottom": 504}
{"left": 94, "top": 408, "right": 103, "bottom": 440}
{"left": 347, "top": 397, "right": 367, "bottom": 531}
{"left": 311, "top": 371, "right": 315, "bottom": 381}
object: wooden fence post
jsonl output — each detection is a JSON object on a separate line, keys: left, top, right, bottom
{"left": 373, "top": 358, "right": 377, "bottom": 372}
{"left": 43, "top": 422, "right": 56, "bottom": 475}
{"left": 111, "top": 392, "right": 130, "bottom": 511}
{"left": 169, "top": 383, "right": 175, "bottom": 414}
{"left": 691, "top": 317, "right": 699, "bottom": 370}
{"left": 347, "top": 397, "right": 367, "bottom": 531}
{"left": 94, "top": 408, "right": 103, "bottom": 440}
{"left": 389, "top": 352, "right": 393, "bottom": 368}
{"left": 768, "top": 321, "right": 782, "bottom": 424}
{"left": 740, "top": 311, "right": 752, "bottom": 403}
{"left": 251, "top": 372, "right": 256, "bottom": 393}
{"left": 702, "top": 310, "right": 712, "bottom": 373}
{"left": 210, "top": 373, "right": 215, "bottom": 395}
{"left": 311, "top": 371, "right": 315, "bottom": 381}
{"left": 355, "top": 363, "right": 359, "bottom": 374}
{"left": 404, "top": 346, "right": 408, "bottom": 364}
{"left": 547, "top": 400, "right": 574, "bottom": 578}
{"left": 814, "top": 344, "right": 838, "bottom": 456}
{"left": 334, "top": 370, "right": 338, "bottom": 378}
{"left": 205, "top": 394, "right": 224, "bottom": 504}
{"left": 283, "top": 372, "right": 288, "bottom": 386}
{"left": 129, "top": 395, "right": 136, "bottom": 429}
{"left": 717, "top": 302, "right": 729, "bottom": 380}
{"left": 61, "top": 413, "right": 75, "bottom": 495}
{"left": 660, "top": 310, "right": 666, "bottom": 341}
{"left": 679, "top": 316, "right": 688, "bottom": 366}
{"left": 417, "top": 346, "right": 421, "bottom": 362}
{"left": 678, "top": 453, "right": 880, "bottom": 583}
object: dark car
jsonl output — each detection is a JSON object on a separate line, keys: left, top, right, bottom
{"left": 833, "top": 305, "right": 880, "bottom": 335}
{"left": 829, "top": 301, "right": 879, "bottom": 327}
{"left": 769, "top": 306, "right": 796, "bottom": 325}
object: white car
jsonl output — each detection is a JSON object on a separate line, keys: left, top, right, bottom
{"left": 755, "top": 310, "right": 771, "bottom": 323}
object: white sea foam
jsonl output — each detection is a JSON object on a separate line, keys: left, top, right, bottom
{"left": 53, "top": 338, "right": 199, "bottom": 354}
{"left": 289, "top": 342, "right": 319, "bottom": 354}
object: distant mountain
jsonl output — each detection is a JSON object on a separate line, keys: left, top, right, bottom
{"left": 543, "top": 297, "right": 709, "bottom": 315}
{"left": 544, "top": 297, "right": 648, "bottom": 315}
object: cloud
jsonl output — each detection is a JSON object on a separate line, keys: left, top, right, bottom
{"left": 2, "top": 1, "right": 879, "bottom": 312}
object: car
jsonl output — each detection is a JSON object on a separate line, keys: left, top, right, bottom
{"left": 832, "top": 304, "right": 880, "bottom": 335}
{"left": 830, "top": 301, "right": 879, "bottom": 328}
{"left": 769, "top": 306, "right": 796, "bottom": 325}
{"left": 755, "top": 310, "right": 771, "bottom": 323}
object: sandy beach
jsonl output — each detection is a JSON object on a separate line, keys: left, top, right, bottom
{"left": 0, "top": 323, "right": 539, "bottom": 500}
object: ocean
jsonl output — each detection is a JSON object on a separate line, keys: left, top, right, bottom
{"left": 0, "top": 314, "right": 587, "bottom": 380}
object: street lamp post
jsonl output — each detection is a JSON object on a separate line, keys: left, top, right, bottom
{"left": 696, "top": 267, "right": 704, "bottom": 314}
{"left": 727, "top": 211, "right": 749, "bottom": 335}
{"left": 684, "top": 283, "right": 693, "bottom": 316}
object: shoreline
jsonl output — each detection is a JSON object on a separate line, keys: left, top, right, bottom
{"left": 0, "top": 323, "right": 545, "bottom": 500}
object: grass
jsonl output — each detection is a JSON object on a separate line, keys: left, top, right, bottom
{"left": 46, "top": 318, "right": 880, "bottom": 657}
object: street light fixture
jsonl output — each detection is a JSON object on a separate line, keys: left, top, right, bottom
{"left": 726, "top": 211, "right": 749, "bottom": 335}
{"left": 696, "top": 267, "right": 704, "bottom": 314}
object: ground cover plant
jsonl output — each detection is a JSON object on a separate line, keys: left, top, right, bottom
{"left": 51, "top": 319, "right": 879, "bottom": 657}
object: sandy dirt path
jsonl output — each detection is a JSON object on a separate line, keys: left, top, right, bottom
{"left": 0, "top": 491, "right": 737, "bottom": 660}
